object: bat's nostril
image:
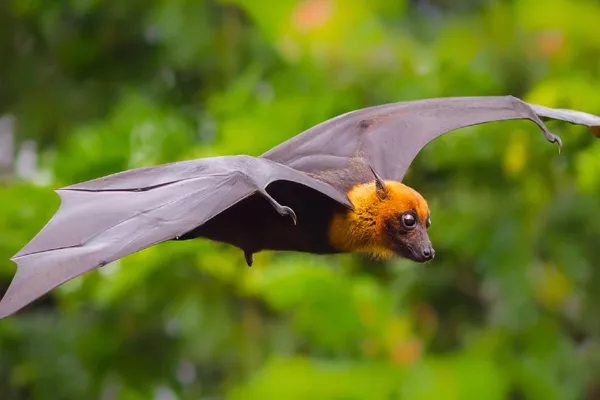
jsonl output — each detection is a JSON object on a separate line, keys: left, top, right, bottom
{"left": 423, "top": 247, "right": 435, "bottom": 260}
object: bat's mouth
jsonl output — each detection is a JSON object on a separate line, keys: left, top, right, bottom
{"left": 408, "top": 249, "right": 435, "bottom": 263}
{"left": 394, "top": 241, "right": 435, "bottom": 263}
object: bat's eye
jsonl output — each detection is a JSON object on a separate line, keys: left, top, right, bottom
{"left": 401, "top": 212, "right": 417, "bottom": 230}
{"left": 426, "top": 217, "right": 431, "bottom": 229}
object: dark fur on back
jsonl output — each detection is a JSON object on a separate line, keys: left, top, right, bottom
{"left": 179, "top": 180, "right": 345, "bottom": 254}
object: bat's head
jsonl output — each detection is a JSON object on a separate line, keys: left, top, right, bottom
{"left": 375, "top": 181, "right": 434, "bottom": 263}
{"left": 331, "top": 178, "right": 435, "bottom": 263}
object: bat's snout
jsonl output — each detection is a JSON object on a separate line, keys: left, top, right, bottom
{"left": 409, "top": 225, "right": 435, "bottom": 263}
{"left": 409, "top": 241, "right": 435, "bottom": 263}
{"left": 391, "top": 226, "right": 435, "bottom": 263}
{"left": 421, "top": 245, "right": 435, "bottom": 261}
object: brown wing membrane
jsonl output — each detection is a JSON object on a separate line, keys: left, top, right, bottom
{"left": 0, "top": 156, "right": 350, "bottom": 319}
{"left": 529, "top": 103, "right": 600, "bottom": 136}
{"left": 262, "top": 95, "right": 600, "bottom": 190}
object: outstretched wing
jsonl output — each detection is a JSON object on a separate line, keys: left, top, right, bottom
{"left": 529, "top": 103, "right": 600, "bottom": 137}
{"left": 0, "top": 155, "right": 350, "bottom": 319}
{"left": 261, "top": 95, "right": 600, "bottom": 191}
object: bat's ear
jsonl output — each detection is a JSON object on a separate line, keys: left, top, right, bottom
{"left": 369, "top": 165, "right": 388, "bottom": 201}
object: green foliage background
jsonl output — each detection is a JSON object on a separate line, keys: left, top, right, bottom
{"left": 1, "top": 0, "right": 600, "bottom": 398}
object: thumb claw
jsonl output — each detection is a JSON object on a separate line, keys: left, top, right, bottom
{"left": 259, "top": 190, "right": 297, "bottom": 225}
{"left": 282, "top": 206, "right": 297, "bottom": 225}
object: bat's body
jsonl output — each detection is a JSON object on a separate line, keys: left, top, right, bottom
{"left": 180, "top": 179, "right": 342, "bottom": 255}
{"left": 182, "top": 178, "right": 429, "bottom": 261}
{"left": 1, "top": 96, "right": 600, "bottom": 319}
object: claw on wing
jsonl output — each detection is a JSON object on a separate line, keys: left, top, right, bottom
{"left": 280, "top": 206, "right": 297, "bottom": 225}
{"left": 529, "top": 102, "right": 600, "bottom": 145}
{"left": 552, "top": 133, "right": 563, "bottom": 154}
{"left": 259, "top": 190, "right": 297, "bottom": 225}
{"left": 535, "top": 120, "right": 562, "bottom": 153}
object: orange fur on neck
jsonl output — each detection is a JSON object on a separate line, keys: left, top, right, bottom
{"left": 328, "top": 180, "right": 429, "bottom": 259}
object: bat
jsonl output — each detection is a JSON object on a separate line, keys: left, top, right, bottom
{"left": 1, "top": 95, "right": 599, "bottom": 319}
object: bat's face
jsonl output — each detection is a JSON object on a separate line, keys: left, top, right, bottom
{"left": 328, "top": 179, "right": 435, "bottom": 262}
{"left": 371, "top": 181, "right": 434, "bottom": 263}
{"left": 384, "top": 211, "right": 434, "bottom": 263}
